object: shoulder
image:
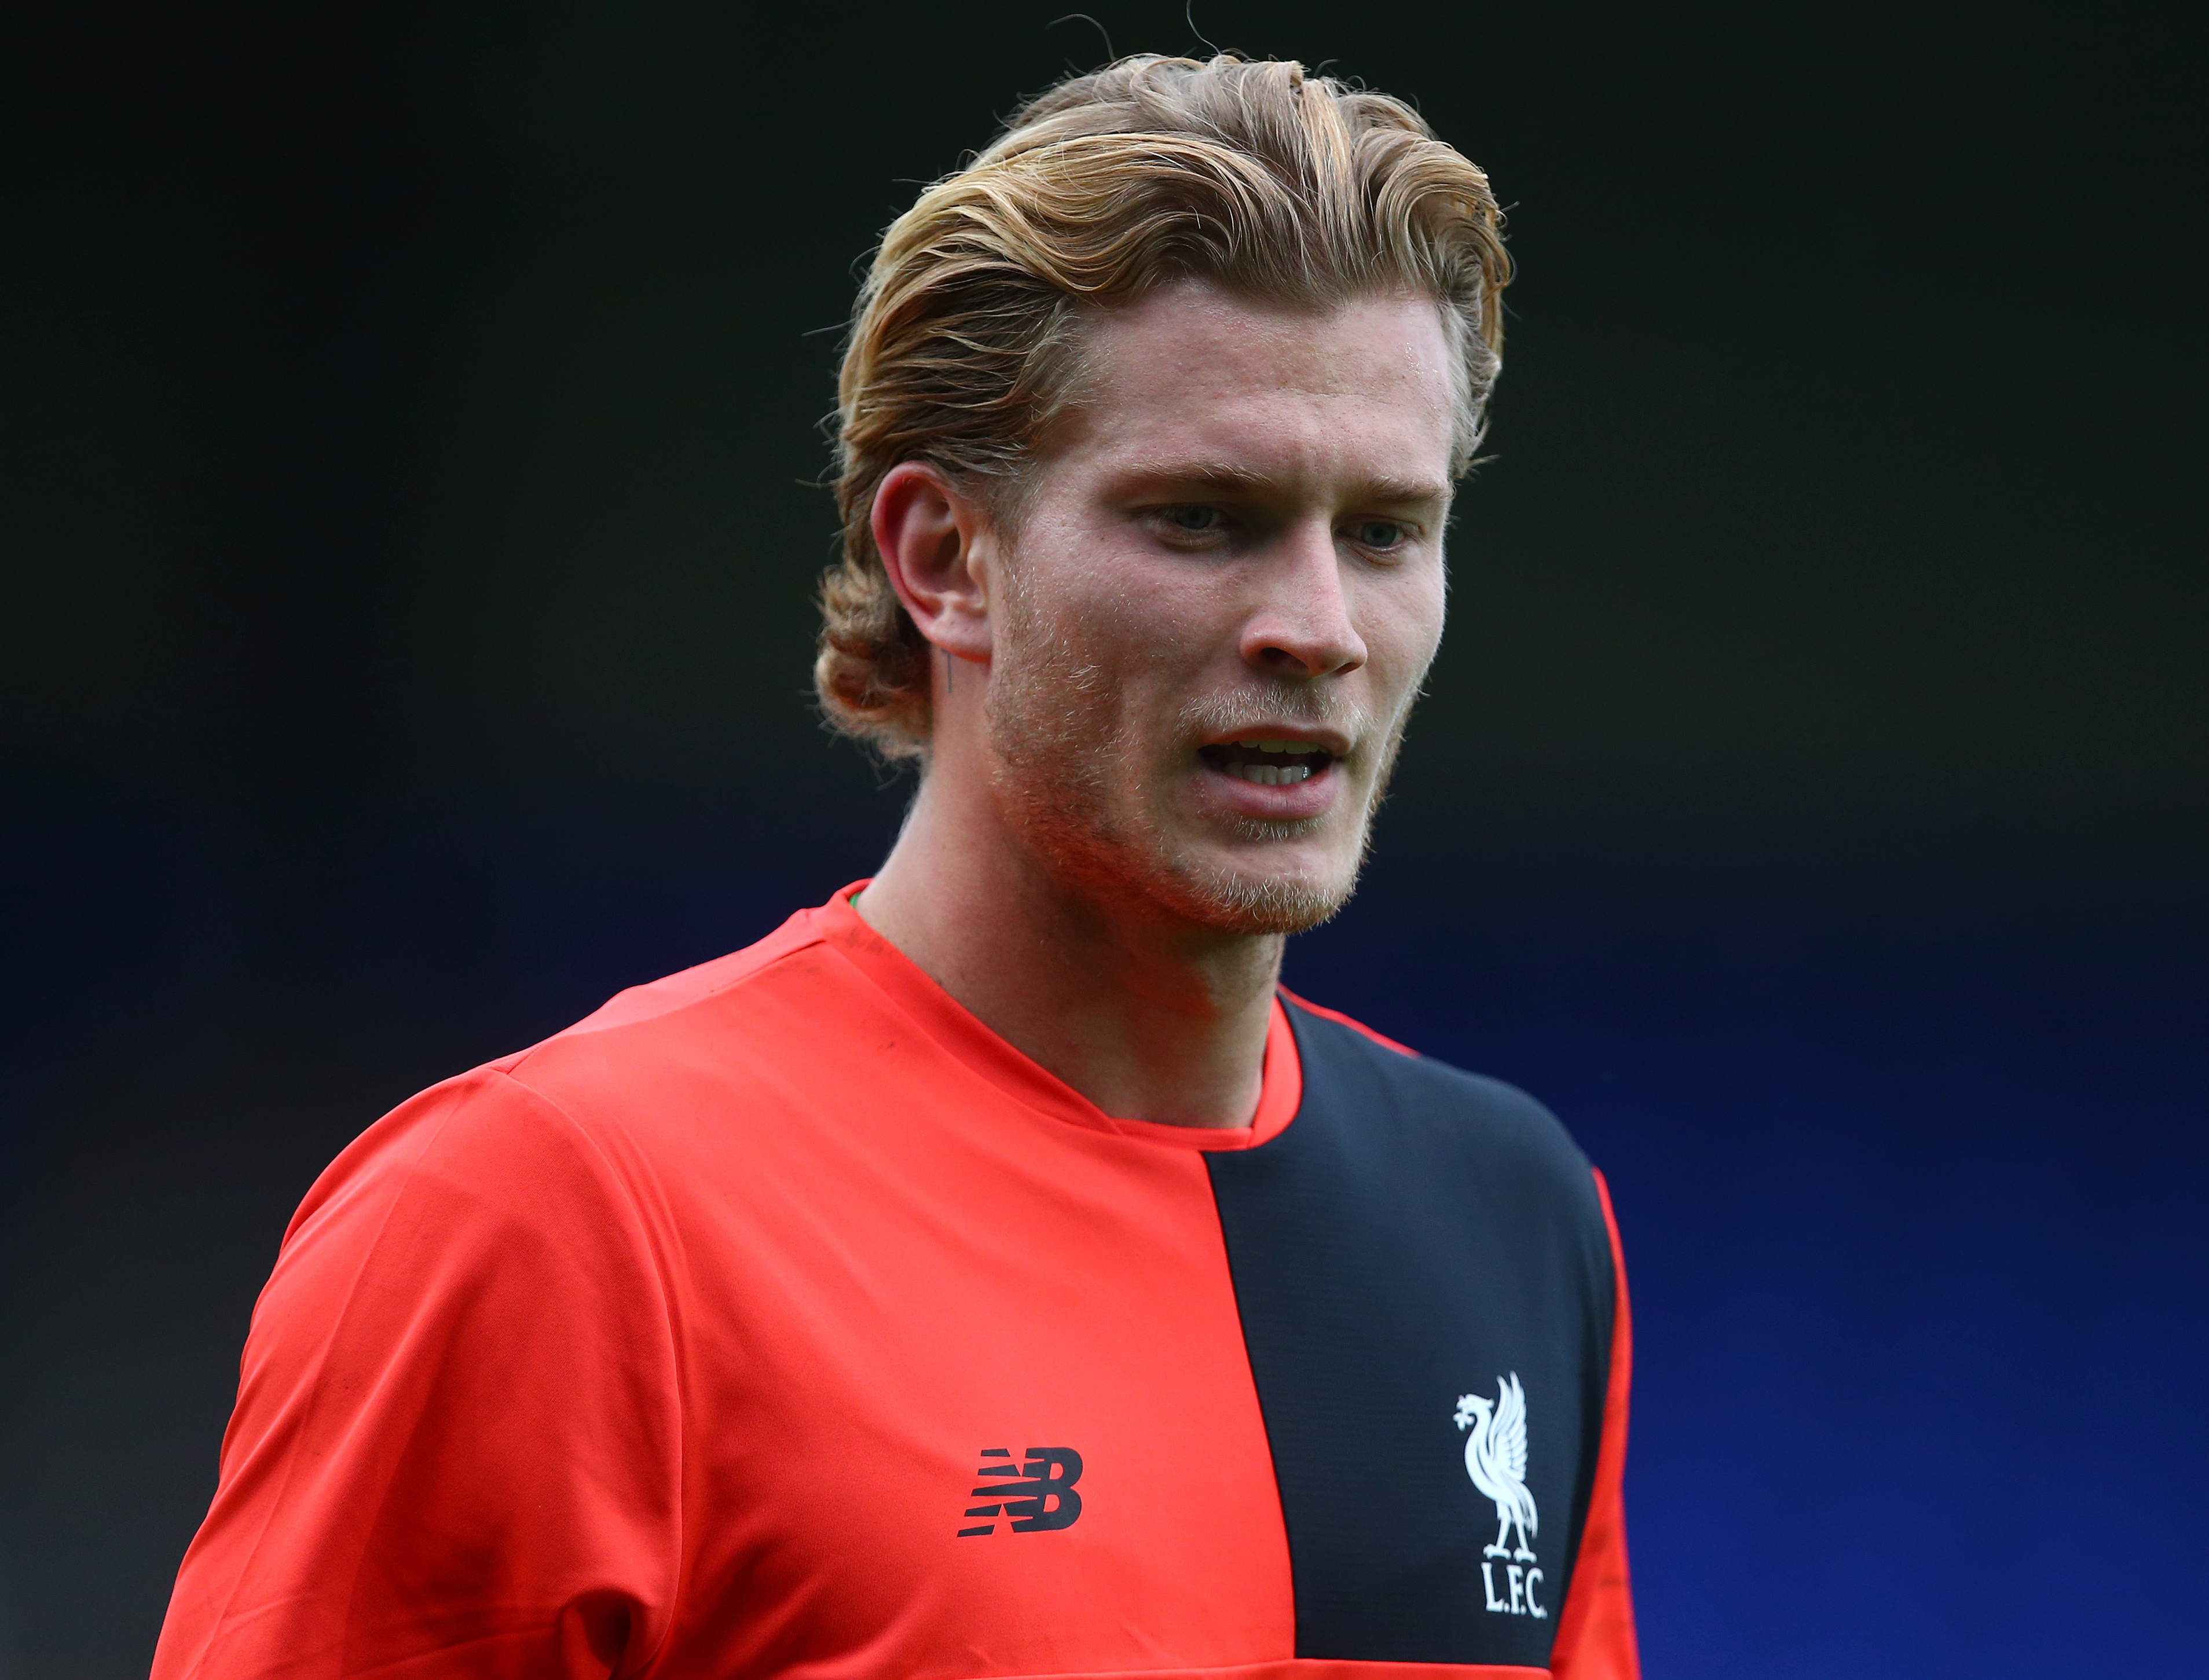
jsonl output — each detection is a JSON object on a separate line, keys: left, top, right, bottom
{"left": 279, "top": 1065, "right": 643, "bottom": 1270}
{"left": 288, "top": 909, "right": 859, "bottom": 1246}
{"left": 469, "top": 905, "right": 870, "bottom": 1142}
{"left": 1279, "top": 989, "right": 1602, "bottom": 1226}
{"left": 548, "top": 901, "right": 830, "bottom": 1039}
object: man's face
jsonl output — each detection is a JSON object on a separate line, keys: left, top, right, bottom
{"left": 979, "top": 278, "right": 1457, "bottom": 935}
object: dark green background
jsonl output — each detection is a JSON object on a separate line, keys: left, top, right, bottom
{"left": 3, "top": 3, "right": 2200, "bottom": 1674}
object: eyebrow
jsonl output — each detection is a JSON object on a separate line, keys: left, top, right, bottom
{"left": 1106, "top": 458, "right": 1452, "bottom": 508}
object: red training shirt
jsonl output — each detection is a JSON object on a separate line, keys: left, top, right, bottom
{"left": 154, "top": 885, "right": 1637, "bottom": 1679}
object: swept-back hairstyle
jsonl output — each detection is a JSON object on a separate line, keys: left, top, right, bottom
{"left": 816, "top": 53, "right": 1511, "bottom": 760}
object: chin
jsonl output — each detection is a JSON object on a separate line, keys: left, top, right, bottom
{"left": 1156, "top": 844, "right": 1364, "bottom": 936}
{"left": 1023, "top": 806, "right": 1362, "bottom": 936}
{"left": 1189, "top": 875, "right": 1354, "bottom": 936}
{"left": 988, "top": 731, "right": 1371, "bottom": 935}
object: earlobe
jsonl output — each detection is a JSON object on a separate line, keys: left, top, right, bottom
{"left": 871, "top": 462, "right": 994, "bottom": 664}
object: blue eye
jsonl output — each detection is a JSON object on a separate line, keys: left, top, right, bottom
{"left": 1353, "top": 520, "right": 1407, "bottom": 548}
{"left": 1165, "top": 506, "right": 1224, "bottom": 531}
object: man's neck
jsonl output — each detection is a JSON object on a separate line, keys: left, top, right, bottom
{"left": 853, "top": 772, "right": 1281, "bottom": 1130}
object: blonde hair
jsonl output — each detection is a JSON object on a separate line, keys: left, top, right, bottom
{"left": 816, "top": 53, "right": 1511, "bottom": 760}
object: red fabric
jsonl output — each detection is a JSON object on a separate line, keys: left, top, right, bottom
{"left": 152, "top": 886, "right": 1632, "bottom": 1679}
{"left": 155, "top": 889, "right": 1302, "bottom": 1679}
{"left": 1546, "top": 1170, "right": 1641, "bottom": 1680}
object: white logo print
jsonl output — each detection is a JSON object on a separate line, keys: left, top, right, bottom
{"left": 1455, "top": 1375, "right": 1546, "bottom": 1619}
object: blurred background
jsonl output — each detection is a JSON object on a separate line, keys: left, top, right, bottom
{"left": 2, "top": 1, "right": 2200, "bottom": 1674}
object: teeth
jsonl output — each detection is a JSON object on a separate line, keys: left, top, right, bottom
{"left": 1229, "top": 738, "right": 1325, "bottom": 755}
{"left": 1225, "top": 762, "right": 1313, "bottom": 786}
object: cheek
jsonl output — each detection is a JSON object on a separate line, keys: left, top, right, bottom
{"left": 1058, "top": 555, "right": 1223, "bottom": 680}
{"left": 1367, "top": 569, "right": 1448, "bottom": 685}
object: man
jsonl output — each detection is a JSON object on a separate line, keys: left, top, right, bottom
{"left": 155, "top": 53, "right": 1637, "bottom": 1679}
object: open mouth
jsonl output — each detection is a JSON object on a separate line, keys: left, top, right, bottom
{"left": 1197, "top": 738, "right": 1338, "bottom": 787}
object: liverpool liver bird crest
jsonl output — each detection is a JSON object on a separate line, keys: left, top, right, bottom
{"left": 1455, "top": 1375, "right": 1538, "bottom": 1561}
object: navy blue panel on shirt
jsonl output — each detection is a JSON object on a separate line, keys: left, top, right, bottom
{"left": 1206, "top": 1003, "right": 1617, "bottom": 1667}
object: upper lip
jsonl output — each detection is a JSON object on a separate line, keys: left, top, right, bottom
{"left": 1199, "top": 726, "right": 1352, "bottom": 758}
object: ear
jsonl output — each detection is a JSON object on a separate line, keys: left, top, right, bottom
{"left": 870, "top": 461, "right": 995, "bottom": 664}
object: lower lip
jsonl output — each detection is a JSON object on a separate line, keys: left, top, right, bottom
{"left": 1197, "top": 757, "right": 1341, "bottom": 819}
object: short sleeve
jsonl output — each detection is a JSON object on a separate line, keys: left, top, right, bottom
{"left": 151, "top": 1068, "right": 683, "bottom": 1680}
{"left": 1548, "top": 1167, "right": 1640, "bottom": 1679}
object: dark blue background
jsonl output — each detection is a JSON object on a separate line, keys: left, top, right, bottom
{"left": 2, "top": 2, "right": 2200, "bottom": 1674}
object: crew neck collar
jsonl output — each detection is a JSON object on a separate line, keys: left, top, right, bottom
{"left": 811, "top": 881, "right": 1301, "bottom": 1152}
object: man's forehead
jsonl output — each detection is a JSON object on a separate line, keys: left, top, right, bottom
{"left": 1084, "top": 280, "right": 1453, "bottom": 391}
{"left": 1055, "top": 281, "right": 1459, "bottom": 491}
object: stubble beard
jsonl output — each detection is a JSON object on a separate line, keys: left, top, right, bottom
{"left": 981, "top": 585, "right": 1417, "bottom": 938}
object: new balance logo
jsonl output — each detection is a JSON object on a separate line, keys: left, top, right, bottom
{"left": 957, "top": 1446, "right": 1083, "bottom": 1536}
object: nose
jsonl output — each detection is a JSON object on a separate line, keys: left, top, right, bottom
{"left": 1239, "top": 522, "right": 1368, "bottom": 679}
